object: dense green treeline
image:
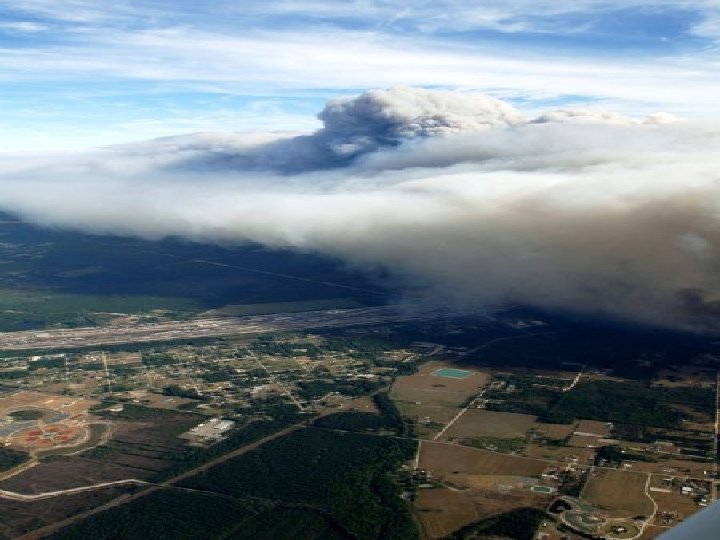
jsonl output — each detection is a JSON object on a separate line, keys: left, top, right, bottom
{"left": 543, "top": 380, "right": 709, "bottom": 426}
{"left": 180, "top": 427, "right": 418, "bottom": 539}
{"left": 49, "top": 489, "right": 256, "bottom": 539}
{"left": 489, "top": 380, "right": 713, "bottom": 428}
{"left": 466, "top": 326, "right": 715, "bottom": 377}
{"left": 373, "top": 391, "right": 412, "bottom": 435}
{"left": 57, "top": 424, "right": 416, "bottom": 538}
{"left": 50, "top": 490, "right": 355, "bottom": 540}
{"left": 297, "top": 378, "right": 384, "bottom": 400}
{"left": 0, "top": 217, "right": 389, "bottom": 332}
{"left": 230, "top": 508, "right": 350, "bottom": 539}
{"left": 153, "top": 415, "right": 305, "bottom": 481}
{"left": 89, "top": 402, "right": 304, "bottom": 481}
{"left": 0, "top": 448, "right": 29, "bottom": 471}
{"left": 313, "top": 411, "right": 397, "bottom": 432}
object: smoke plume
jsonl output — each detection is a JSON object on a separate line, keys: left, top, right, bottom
{"left": 2, "top": 86, "right": 719, "bottom": 331}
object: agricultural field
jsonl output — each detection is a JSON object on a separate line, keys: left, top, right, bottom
{"left": 413, "top": 437, "right": 553, "bottom": 540}
{"left": 524, "top": 443, "right": 596, "bottom": 464}
{"left": 395, "top": 403, "right": 462, "bottom": 437}
{"left": 575, "top": 420, "right": 614, "bottom": 437}
{"left": 395, "top": 342, "right": 720, "bottom": 538}
{"left": 533, "top": 422, "right": 577, "bottom": 440}
{"left": 582, "top": 469, "right": 654, "bottom": 518}
{"left": 414, "top": 488, "right": 478, "bottom": 538}
{"left": 418, "top": 441, "right": 547, "bottom": 477}
{"left": 627, "top": 458, "right": 713, "bottom": 477}
{"left": 391, "top": 361, "right": 489, "bottom": 408}
{"left": 441, "top": 410, "right": 537, "bottom": 440}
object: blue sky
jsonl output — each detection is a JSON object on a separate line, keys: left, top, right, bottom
{"left": 1, "top": 0, "right": 719, "bottom": 151}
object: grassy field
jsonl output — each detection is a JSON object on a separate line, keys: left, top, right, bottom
{"left": 391, "top": 362, "right": 488, "bottom": 409}
{"left": 575, "top": 419, "right": 613, "bottom": 436}
{"left": 418, "top": 441, "right": 547, "bottom": 477}
{"left": 582, "top": 469, "right": 654, "bottom": 517}
{"left": 414, "top": 488, "right": 478, "bottom": 539}
{"left": 395, "top": 403, "right": 461, "bottom": 438}
{"left": 524, "top": 443, "right": 595, "bottom": 464}
{"left": 626, "top": 457, "right": 711, "bottom": 476}
{"left": 533, "top": 421, "right": 577, "bottom": 440}
{"left": 442, "top": 410, "right": 537, "bottom": 440}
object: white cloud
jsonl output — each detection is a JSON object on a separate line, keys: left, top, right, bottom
{"left": 0, "top": 1, "right": 718, "bottom": 151}
{"left": 0, "top": 22, "right": 48, "bottom": 33}
{"left": 531, "top": 108, "right": 636, "bottom": 125}
{"left": 8, "top": 1, "right": 719, "bottom": 39}
{"left": 0, "top": 27, "right": 717, "bottom": 120}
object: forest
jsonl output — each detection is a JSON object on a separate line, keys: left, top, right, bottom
{"left": 179, "top": 427, "right": 417, "bottom": 539}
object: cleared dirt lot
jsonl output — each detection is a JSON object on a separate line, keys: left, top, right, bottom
{"left": 575, "top": 420, "right": 613, "bottom": 437}
{"left": 441, "top": 409, "right": 537, "bottom": 440}
{"left": 419, "top": 441, "right": 547, "bottom": 477}
{"left": 582, "top": 469, "right": 654, "bottom": 517}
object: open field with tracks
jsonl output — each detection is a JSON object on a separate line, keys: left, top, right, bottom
{"left": 441, "top": 409, "right": 537, "bottom": 440}
{"left": 582, "top": 469, "right": 654, "bottom": 517}
{"left": 391, "top": 361, "right": 488, "bottom": 409}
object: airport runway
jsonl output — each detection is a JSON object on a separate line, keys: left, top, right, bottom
{"left": 0, "top": 305, "right": 472, "bottom": 351}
